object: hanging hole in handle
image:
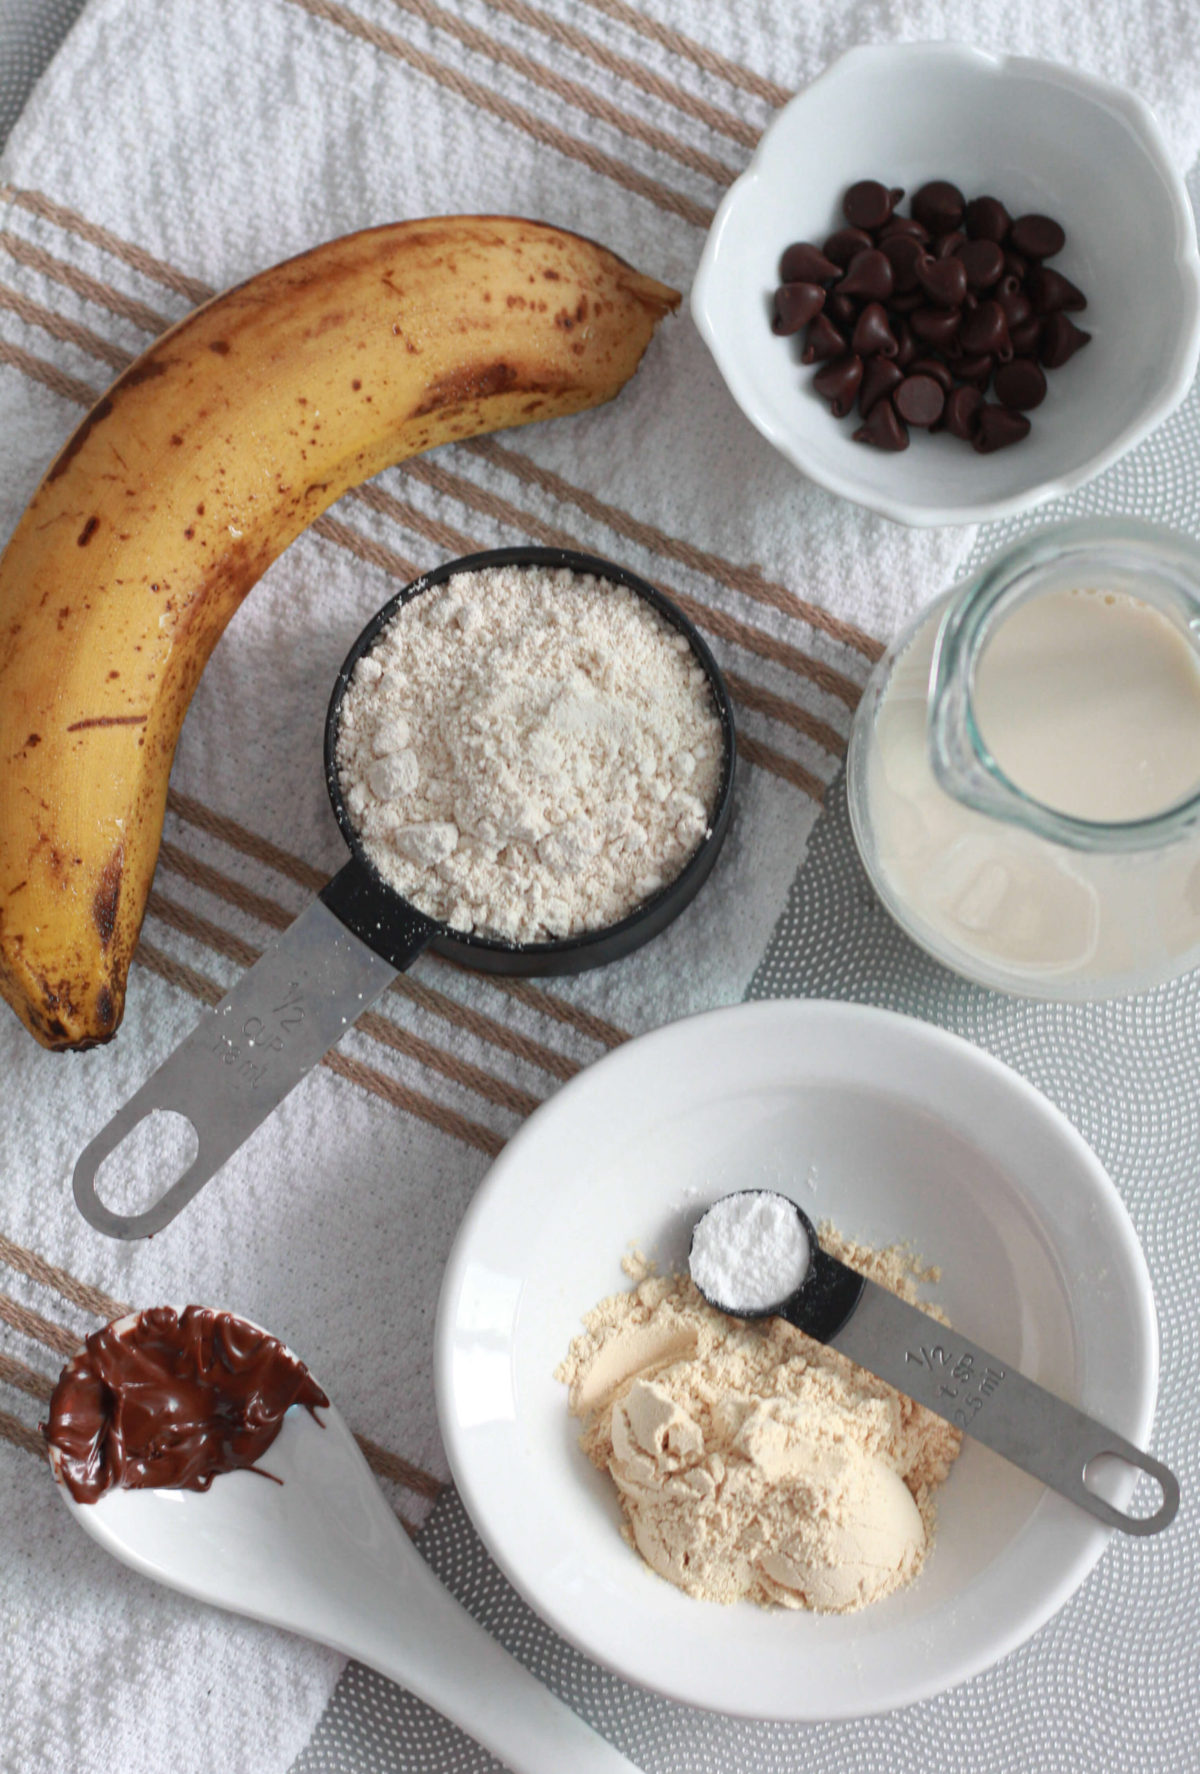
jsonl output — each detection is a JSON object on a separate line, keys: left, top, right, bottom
{"left": 1083, "top": 1449, "right": 1180, "bottom": 1533}
{"left": 91, "top": 1109, "right": 200, "bottom": 1216}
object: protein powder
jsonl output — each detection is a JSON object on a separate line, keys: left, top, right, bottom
{"left": 557, "top": 1235, "right": 962, "bottom": 1613}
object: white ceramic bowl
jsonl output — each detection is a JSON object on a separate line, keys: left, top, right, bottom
{"left": 691, "top": 42, "right": 1200, "bottom": 528}
{"left": 435, "top": 1000, "right": 1161, "bottom": 1720}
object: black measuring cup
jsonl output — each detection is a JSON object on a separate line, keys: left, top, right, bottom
{"left": 73, "top": 547, "right": 736, "bottom": 1239}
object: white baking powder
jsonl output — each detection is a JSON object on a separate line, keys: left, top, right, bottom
{"left": 335, "top": 565, "right": 723, "bottom": 943}
{"left": 689, "top": 1190, "right": 811, "bottom": 1312}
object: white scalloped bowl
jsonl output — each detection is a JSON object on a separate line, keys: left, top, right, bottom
{"left": 691, "top": 42, "right": 1200, "bottom": 528}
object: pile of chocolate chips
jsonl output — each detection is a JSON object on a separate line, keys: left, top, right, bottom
{"left": 772, "top": 180, "right": 1091, "bottom": 452}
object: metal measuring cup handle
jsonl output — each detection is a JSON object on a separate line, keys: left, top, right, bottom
{"left": 71, "top": 860, "right": 432, "bottom": 1240}
{"left": 692, "top": 1195, "right": 1180, "bottom": 1538}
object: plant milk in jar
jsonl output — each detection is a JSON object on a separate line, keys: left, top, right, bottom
{"left": 847, "top": 521, "right": 1200, "bottom": 999}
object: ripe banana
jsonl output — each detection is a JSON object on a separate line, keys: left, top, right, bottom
{"left": 0, "top": 216, "right": 679, "bottom": 1050}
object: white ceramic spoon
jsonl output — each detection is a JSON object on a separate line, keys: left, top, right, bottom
{"left": 50, "top": 1366, "right": 637, "bottom": 1774}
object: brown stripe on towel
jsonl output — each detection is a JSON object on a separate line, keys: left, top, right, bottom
{"left": 462, "top": 437, "right": 884, "bottom": 664}
{"left": 0, "top": 1232, "right": 129, "bottom": 1324}
{"left": 0, "top": 1293, "right": 80, "bottom": 1359}
{"left": 738, "top": 732, "right": 826, "bottom": 801}
{"left": 0, "top": 1349, "right": 56, "bottom": 1402}
{"left": 578, "top": 0, "right": 790, "bottom": 109}
{"left": 0, "top": 229, "right": 172, "bottom": 335}
{"left": 0, "top": 184, "right": 213, "bottom": 303}
{"left": 0, "top": 335, "right": 98, "bottom": 407}
{"left": 0, "top": 1409, "right": 46, "bottom": 1461}
{"left": 282, "top": 0, "right": 713, "bottom": 228}
{"left": 389, "top": 0, "right": 740, "bottom": 187}
{"left": 479, "top": 0, "right": 760, "bottom": 148}
{"left": 0, "top": 278, "right": 131, "bottom": 370}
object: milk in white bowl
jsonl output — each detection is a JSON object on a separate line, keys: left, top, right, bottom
{"left": 848, "top": 520, "right": 1200, "bottom": 998}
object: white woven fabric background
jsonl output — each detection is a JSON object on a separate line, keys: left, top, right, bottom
{"left": 0, "top": 4, "right": 1196, "bottom": 1773}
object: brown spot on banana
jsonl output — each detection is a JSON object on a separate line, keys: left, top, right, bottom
{"left": 65, "top": 715, "right": 148, "bottom": 732}
{"left": 93, "top": 847, "right": 124, "bottom": 949}
{"left": 412, "top": 361, "right": 521, "bottom": 415}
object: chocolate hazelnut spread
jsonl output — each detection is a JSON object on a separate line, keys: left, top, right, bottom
{"left": 42, "top": 1305, "right": 328, "bottom": 1504}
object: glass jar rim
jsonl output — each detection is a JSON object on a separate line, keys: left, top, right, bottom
{"left": 928, "top": 516, "right": 1200, "bottom": 854}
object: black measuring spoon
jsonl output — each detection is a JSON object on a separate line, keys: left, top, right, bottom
{"left": 689, "top": 1190, "right": 1179, "bottom": 1537}
{"left": 72, "top": 547, "right": 736, "bottom": 1239}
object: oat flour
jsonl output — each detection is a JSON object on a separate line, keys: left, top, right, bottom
{"left": 335, "top": 565, "right": 723, "bottom": 943}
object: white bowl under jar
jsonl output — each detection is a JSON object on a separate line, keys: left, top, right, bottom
{"left": 691, "top": 42, "right": 1200, "bottom": 527}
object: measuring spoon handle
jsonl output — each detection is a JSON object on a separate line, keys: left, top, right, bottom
{"left": 73, "top": 864, "right": 435, "bottom": 1240}
{"left": 825, "top": 1276, "right": 1179, "bottom": 1535}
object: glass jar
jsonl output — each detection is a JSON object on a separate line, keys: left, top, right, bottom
{"left": 847, "top": 518, "right": 1200, "bottom": 999}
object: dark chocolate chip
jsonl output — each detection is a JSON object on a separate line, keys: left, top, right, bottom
{"left": 853, "top": 395, "right": 909, "bottom": 450}
{"left": 973, "top": 404, "right": 1032, "bottom": 451}
{"left": 836, "top": 248, "right": 894, "bottom": 302}
{"left": 878, "top": 215, "right": 930, "bottom": 243}
{"left": 1002, "top": 252, "right": 1028, "bottom": 286}
{"left": 908, "top": 357, "right": 954, "bottom": 392}
{"left": 910, "top": 306, "right": 961, "bottom": 349}
{"left": 880, "top": 233, "right": 928, "bottom": 292}
{"left": 888, "top": 289, "right": 925, "bottom": 314}
{"left": 894, "top": 374, "right": 946, "bottom": 428}
{"left": 994, "top": 359, "right": 1048, "bottom": 410}
{"left": 1009, "top": 317, "right": 1043, "bottom": 357}
{"left": 772, "top": 282, "right": 826, "bottom": 335}
{"left": 996, "top": 288, "right": 1033, "bottom": 330}
{"left": 826, "top": 292, "right": 859, "bottom": 326}
{"left": 843, "top": 180, "right": 896, "bottom": 231}
{"left": 959, "top": 299, "right": 1010, "bottom": 356}
{"left": 823, "top": 226, "right": 874, "bottom": 267}
{"left": 1039, "top": 311, "right": 1092, "bottom": 367}
{"left": 851, "top": 300, "right": 899, "bottom": 357}
{"left": 812, "top": 352, "right": 864, "bottom": 417}
{"left": 944, "top": 384, "right": 984, "bottom": 439}
{"left": 780, "top": 241, "right": 842, "bottom": 284}
{"left": 858, "top": 355, "right": 904, "bottom": 416}
{"left": 1009, "top": 214, "right": 1066, "bottom": 259}
{"left": 801, "top": 312, "right": 847, "bottom": 363}
{"left": 964, "top": 196, "right": 1011, "bottom": 243}
{"left": 916, "top": 255, "right": 968, "bottom": 308}
{"left": 957, "top": 239, "right": 1004, "bottom": 290}
{"left": 912, "top": 181, "right": 966, "bottom": 232}
{"left": 954, "top": 353, "right": 995, "bottom": 387}
{"left": 934, "top": 230, "right": 966, "bottom": 261}
{"left": 894, "top": 319, "right": 918, "bottom": 368}
{"left": 1027, "top": 267, "right": 1087, "bottom": 314}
